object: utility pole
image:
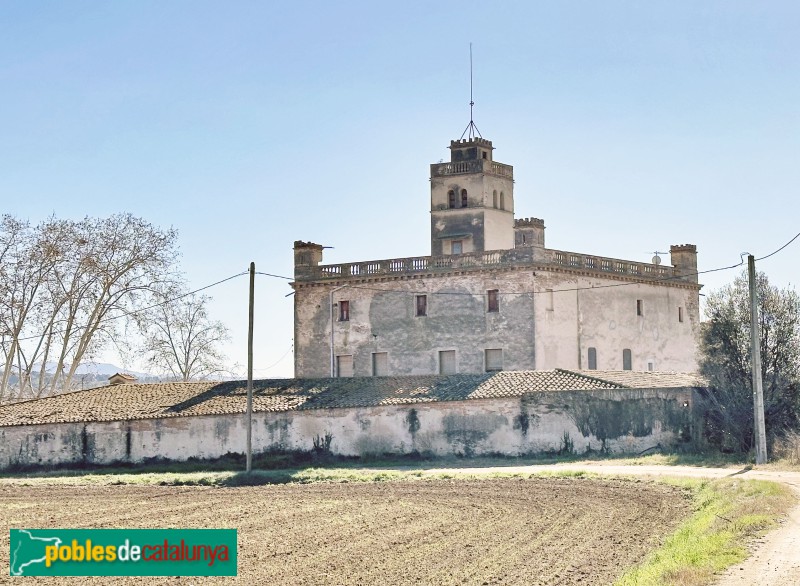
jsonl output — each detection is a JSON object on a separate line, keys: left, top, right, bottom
{"left": 748, "top": 255, "right": 768, "bottom": 464}
{"left": 246, "top": 262, "right": 255, "bottom": 473}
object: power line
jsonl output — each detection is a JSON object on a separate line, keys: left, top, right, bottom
{"left": 755, "top": 231, "right": 800, "bottom": 261}
{"left": 11, "top": 270, "right": 249, "bottom": 343}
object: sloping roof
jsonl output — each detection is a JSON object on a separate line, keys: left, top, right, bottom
{"left": 0, "top": 370, "right": 703, "bottom": 427}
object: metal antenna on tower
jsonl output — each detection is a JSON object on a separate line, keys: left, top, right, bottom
{"left": 461, "top": 42, "right": 482, "bottom": 140}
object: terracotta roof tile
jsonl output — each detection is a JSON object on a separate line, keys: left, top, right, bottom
{"left": 0, "top": 370, "right": 702, "bottom": 427}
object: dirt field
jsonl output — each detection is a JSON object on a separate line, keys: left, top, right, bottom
{"left": 0, "top": 477, "right": 690, "bottom": 585}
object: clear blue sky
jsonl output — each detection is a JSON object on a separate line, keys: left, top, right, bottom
{"left": 2, "top": 2, "right": 798, "bottom": 377}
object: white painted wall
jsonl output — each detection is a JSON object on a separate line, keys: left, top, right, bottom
{"left": 0, "top": 389, "right": 695, "bottom": 469}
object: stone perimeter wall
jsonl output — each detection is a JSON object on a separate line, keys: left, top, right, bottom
{"left": 0, "top": 388, "right": 697, "bottom": 470}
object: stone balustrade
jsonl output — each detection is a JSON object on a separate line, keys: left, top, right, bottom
{"left": 430, "top": 160, "right": 514, "bottom": 179}
{"left": 297, "top": 246, "right": 682, "bottom": 283}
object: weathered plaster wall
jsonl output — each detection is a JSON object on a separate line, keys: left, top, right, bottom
{"left": 293, "top": 265, "right": 699, "bottom": 377}
{"left": 0, "top": 389, "right": 696, "bottom": 469}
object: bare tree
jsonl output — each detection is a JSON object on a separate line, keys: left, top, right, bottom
{"left": 139, "top": 291, "right": 230, "bottom": 381}
{"left": 0, "top": 214, "right": 179, "bottom": 402}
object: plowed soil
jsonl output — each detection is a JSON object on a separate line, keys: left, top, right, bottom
{"left": 0, "top": 477, "right": 690, "bottom": 585}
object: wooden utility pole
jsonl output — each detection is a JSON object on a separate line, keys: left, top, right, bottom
{"left": 748, "top": 255, "right": 768, "bottom": 464}
{"left": 246, "top": 262, "right": 255, "bottom": 472}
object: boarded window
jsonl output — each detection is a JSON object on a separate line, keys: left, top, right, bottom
{"left": 487, "top": 289, "right": 499, "bottom": 312}
{"left": 451, "top": 240, "right": 463, "bottom": 255}
{"left": 448, "top": 190, "right": 456, "bottom": 208}
{"left": 372, "top": 352, "right": 388, "bottom": 376}
{"left": 588, "top": 347, "right": 597, "bottom": 370}
{"left": 678, "top": 307, "right": 684, "bottom": 322}
{"left": 623, "top": 349, "right": 632, "bottom": 370}
{"left": 636, "top": 299, "right": 643, "bottom": 316}
{"left": 415, "top": 294, "right": 427, "bottom": 317}
{"left": 439, "top": 350, "right": 456, "bottom": 375}
{"left": 485, "top": 349, "right": 503, "bottom": 372}
{"left": 339, "top": 300, "right": 350, "bottom": 321}
{"left": 337, "top": 355, "right": 353, "bottom": 377}
{"left": 461, "top": 189, "right": 468, "bottom": 207}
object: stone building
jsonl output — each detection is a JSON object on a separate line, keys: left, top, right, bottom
{"left": 292, "top": 134, "right": 701, "bottom": 378}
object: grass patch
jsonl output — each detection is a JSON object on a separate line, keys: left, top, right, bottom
{"left": 615, "top": 477, "right": 795, "bottom": 586}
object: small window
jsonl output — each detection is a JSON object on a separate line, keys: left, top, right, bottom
{"left": 482, "top": 151, "right": 487, "bottom": 160}
{"left": 487, "top": 289, "right": 499, "bottom": 312}
{"left": 647, "top": 361, "right": 654, "bottom": 372}
{"left": 451, "top": 240, "right": 463, "bottom": 255}
{"left": 439, "top": 350, "right": 456, "bottom": 375}
{"left": 337, "top": 355, "right": 353, "bottom": 377}
{"left": 339, "top": 300, "right": 350, "bottom": 321}
{"left": 372, "top": 352, "right": 388, "bottom": 376}
{"left": 636, "top": 299, "right": 643, "bottom": 316}
{"left": 485, "top": 349, "right": 503, "bottom": 372}
{"left": 588, "top": 347, "right": 597, "bottom": 370}
{"left": 500, "top": 192, "right": 505, "bottom": 210}
{"left": 448, "top": 190, "right": 456, "bottom": 208}
{"left": 493, "top": 190, "right": 498, "bottom": 208}
{"left": 415, "top": 294, "right": 427, "bottom": 317}
{"left": 623, "top": 349, "right": 632, "bottom": 371}
{"left": 546, "top": 289, "right": 554, "bottom": 311}
{"left": 461, "top": 189, "right": 468, "bottom": 208}
{"left": 678, "top": 307, "right": 684, "bottom": 323}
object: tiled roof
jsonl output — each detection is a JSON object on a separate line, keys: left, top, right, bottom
{"left": 0, "top": 370, "right": 702, "bottom": 427}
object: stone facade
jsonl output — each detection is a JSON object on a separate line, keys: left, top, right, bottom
{"left": 293, "top": 135, "right": 701, "bottom": 377}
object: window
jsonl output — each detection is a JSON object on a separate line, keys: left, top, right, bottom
{"left": 487, "top": 289, "right": 499, "bottom": 312}
{"left": 448, "top": 190, "right": 456, "bottom": 209}
{"left": 647, "top": 361, "right": 654, "bottom": 372}
{"left": 623, "top": 349, "right": 632, "bottom": 371}
{"left": 546, "top": 289, "right": 554, "bottom": 311}
{"left": 451, "top": 240, "right": 463, "bottom": 255}
{"left": 678, "top": 307, "right": 684, "bottom": 323}
{"left": 500, "top": 192, "right": 505, "bottom": 210}
{"left": 372, "top": 352, "right": 388, "bottom": 376}
{"left": 485, "top": 349, "right": 503, "bottom": 372}
{"left": 415, "top": 294, "right": 427, "bottom": 317}
{"left": 439, "top": 350, "right": 456, "bottom": 375}
{"left": 588, "top": 347, "right": 597, "bottom": 370}
{"left": 337, "top": 355, "right": 353, "bottom": 377}
{"left": 482, "top": 151, "right": 487, "bottom": 160}
{"left": 338, "top": 300, "right": 350, "bottom": 321}
{"left": 636, "top": 299, "right": 643, "bottom": 316}
{"left": 493, "top": 190, "right": 498, "bottom": 208}
{"left": 461, "top": 189, "right": 468, "bottom": 208}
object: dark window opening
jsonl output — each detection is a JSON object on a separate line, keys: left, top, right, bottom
{"left": 339, "top": 300, "right": 350, "bottom": 321}
{"left": 500, "top": 192, "right": 505, "bottom": 210}
{"left": 451, "top": 240, "right": 463, "bottom": 255}
{"left": 678, "top": 307, "right": 684, "bottom": 322}
{"left": 482, "top": 151, "right": 487, "bottom": 160}
{"left": 487, "top": 289, "right": 499, "bottom": 313}
{"left": 461, "top": 189, "right": 468, "bottom": 208}
{"left": 588, "top": 347, "right": 597, "bottom": 370}
{"left": 623, "top": 349, "right": 632, "bottom": 370}
{"left": 636, "top": 299, "right": 643, "bottom": 316}
{"left": 493, "top": 190, "right": 498, "bottom": 208}
{"left": 448, "top": 190, "right": 456, "bottom": 209}
{"left": 415, "top": 295, "right": 427, "bottom": 317}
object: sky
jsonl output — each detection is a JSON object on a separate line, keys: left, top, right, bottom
{"left": 1, "top": 1, "right": 798, "bottom": 378}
